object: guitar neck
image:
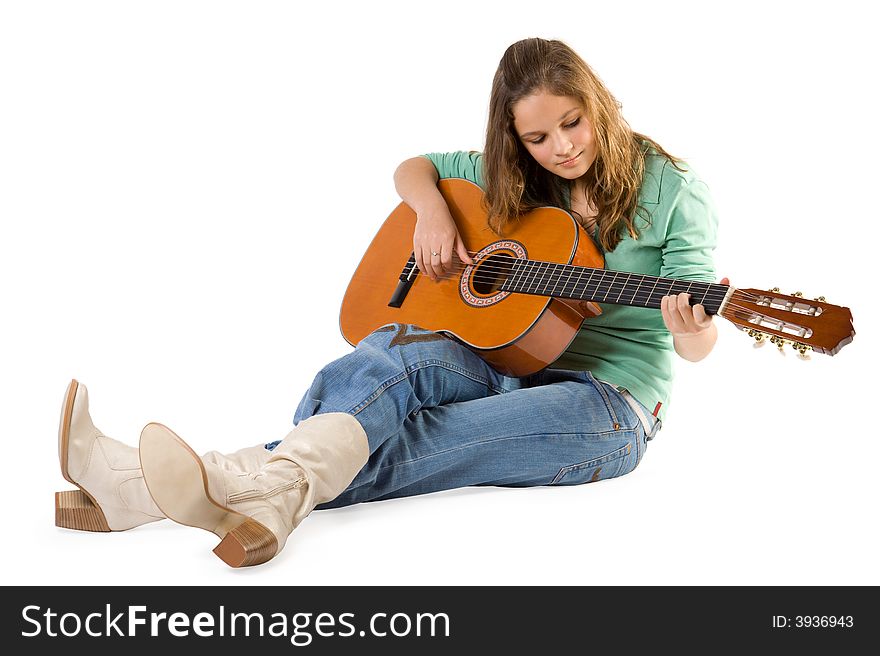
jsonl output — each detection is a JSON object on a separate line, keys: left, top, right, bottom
{"left": 498, "top": 260, "right": 729, "bottom": 314}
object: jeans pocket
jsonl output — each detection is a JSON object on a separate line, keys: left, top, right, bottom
{"left": 549, "top": 441, "right": 632, "bottom": 486}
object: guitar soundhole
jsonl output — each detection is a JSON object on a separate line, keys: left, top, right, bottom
{"left": 472, "top": 252, "right": 516, "bottom": 296}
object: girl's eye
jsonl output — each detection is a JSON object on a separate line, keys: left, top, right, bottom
{"left": 529, "top": 118, "right": 580, "bottom": 145}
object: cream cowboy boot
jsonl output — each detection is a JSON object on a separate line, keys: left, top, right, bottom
{"left": 139, "top": 412, "right": 369, "bottom": 567}
{"left": 202, "top": 443, "right": 274, "bottom": 473}
{"left": 55, "top": 380, "right": 278, "bottom": 532}
{"left": 55, "top": 379, "right": 165, "bottom": 531}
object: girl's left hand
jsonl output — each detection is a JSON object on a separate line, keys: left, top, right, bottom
{"left": 661, "top": 277, "right": 730, "bottom": 337}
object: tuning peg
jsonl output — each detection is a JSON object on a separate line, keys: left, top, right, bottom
{"left": 796, "top": 343, "right": 812, "bottom": 360}
{"left": 813, "top": 296, "right": 826, "bottom": 302}
{"left": 770, "top": 287, "right": 780, "bottom": 293}
{"left": 749, "top": 329, "right": 767, "bottom": 348}
{"left": 792, "top": 291, "right": 803, "bottom": 298}
{"left": 769, "top": 335, "right": 789, "bottom": 354}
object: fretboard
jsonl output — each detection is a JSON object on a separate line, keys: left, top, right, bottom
{"left": 499, "top": 260, "right": 728, "bottom": 314}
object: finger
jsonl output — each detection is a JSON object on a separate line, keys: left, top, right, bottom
{"left": 667, "top": 294, "right": 687, "bottom": 333}
{"left": 414, "top": 245, "right": 425, "bottom": 279}
{"left": 423, "top": 246, "right": 439, "bottom": 280}
{"left": 430, "top": 246, "right": 443, "bottom": 280}
{"left": 692, "top": 303, "right": 709, "bottom": 326}
{"left": 660, "top": 295, "right": 673, "bottom": 331}
{"left": 669, "top": 295, "right": 688, "bottom": 333}
{"left": 456, "top": 236, "right": 474, "bottom": 265}
{"left": 662, "top": 295, "right": 683, "bottom": 333}
{"left": 416, "top": 245, "right": 428, "bottom": 279}
{"left": 676, "top": 293, "right": 699, "bottom": 331}
{"left": 440, "top": 242, "right": 453, "bottom": 275}
{"left": 720, "top": 277, "right": 730, "bottom": 286}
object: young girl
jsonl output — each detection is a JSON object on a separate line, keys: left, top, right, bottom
{"left": 55, "top": 37, "right": 724, "bottom": 567}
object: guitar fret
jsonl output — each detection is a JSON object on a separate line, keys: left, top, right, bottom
{"left": 527, "top": 262, "right": 543, "bottom": 294}
{"left": 582, "top": 268, "right": 601, "bottom": 300}
{"left": 701, "top": 283, "right": 723, "bottom": 313}
{"left": 559, "top": 264, "right": 579, "bottom": 299}
{"left": 521, "top": 261, "right": 539, "bottom": 294}
{"left": 569, "top": 267, "right": 582, "bottom": 299}
{"left": 612, "top": 271, "right": 629, "bottom": 301}
{"left": 627, "top": 275, "right": 644, "bottom": 306}
{"left": 570, "top": 266, "right": 587, "bottom": 300}
{"left": 635, "top": 275, "right": 650, "bottom": 303}
{"left": 504, "top": 259, "right": 523, "bottom": 292}
{"left": 501, "top": 261, "right": 513, "bottom": 292}
{"left": 544, "top": 263, "right": 560, "bottom": 295}
{"left": 560, "top": 263, "right": 578, "bottom": 299}
{"left": 602, "top": 271, "right": 621, "bottom": 302}
{"left": 547, "top": 263, "right": 565, "bottom": 297}
{"left": 590, "top": 270, "right": 607, "bottom": 301}
{"left": 569, "top": 267, "right": 584, "bottom": 299}
{"left": 525, "top": 261, "right": 540, "bottom": 293}
{"left": 514, "top": 260, "right": 530, "bottom": 293}
{"left": 513, "top": 261, "right": 527, "bottom": 293}
{"left": 657, "top": 278, "right": 675, "bottom": 307}
{"left": 566, "top": 264, "right": 581, "bottom": 298}
{"left": 532, "top": 262, "right": 550, "bottom": 294}
{"left": 645, "top": 276, "right": 661, "bottom": 308}
{"left": 615, "top": 273, "right": 632, "bottom": 304}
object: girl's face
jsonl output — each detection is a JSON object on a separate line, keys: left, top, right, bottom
{"left": 512, "top": 91, "right": 597, "bottom": 183}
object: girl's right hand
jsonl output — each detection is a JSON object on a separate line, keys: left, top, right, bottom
{"left": 413, "top": 201, "right": 474, "bottom": 281}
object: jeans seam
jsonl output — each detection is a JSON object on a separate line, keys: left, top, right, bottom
{"left": 348, "top": 359, "right": 509, "bottom": 416}
{"left": 550, "top": 440, "right": 633, "bottom": 484}
{"left": 374, "top": 429, "right": 628, "bottom": 472}
{"left": 581, "top": 373, "right": 622, "bottom": 428}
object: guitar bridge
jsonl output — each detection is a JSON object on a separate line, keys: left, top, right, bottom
{"left": 388, "top": 254, "right": 419, "bottom": 308}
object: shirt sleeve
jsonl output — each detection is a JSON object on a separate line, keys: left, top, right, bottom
{"left": 659, "top": 179, "right": 718, "bottom": 283}
{"left": 420, "top": 151, "right": 484, "bottom": 188}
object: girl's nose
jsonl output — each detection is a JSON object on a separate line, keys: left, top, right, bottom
{"left": 553, "top": 133, "right": 574, "bottom": 156}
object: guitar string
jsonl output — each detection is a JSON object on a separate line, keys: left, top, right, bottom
{"left": 396, "top": 269, "right": 817, "bottom": 335}
{"left": 380, "top": 270, "right": 817, "bottom": 340}
{"left": 409, "top": 269, "right": 756, "bottom": 309}
{"left": 408, "top": 259, "right": 757, "bottom": 303}
{"left": 399, "top": 281, "right": 785, "bottom": 322}
{"left": 400, "top": 254, "right": 821, "bottom": 335}
{"left": 415, "top": 272, "right": 773, "bottom": 311}
{"left": 411, "top": 252, "right": 749, "bottom": 295}
{"left": 414, "top": 249, "right": 790, "bottom": 305}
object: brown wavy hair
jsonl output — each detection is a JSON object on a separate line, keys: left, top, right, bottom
{"left": 483, "top": 37, "right": 687, "bottom": 251}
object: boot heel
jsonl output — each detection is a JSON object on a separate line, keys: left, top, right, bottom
{"left": 213, "top": 519, "right": 278, "bottom": 568}
{"left": 55, "top": 489, "right": 111, "bottom": 532}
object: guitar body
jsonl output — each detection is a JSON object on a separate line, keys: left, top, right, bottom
{"left": 339, "top": 178, "right": 604, "bottom": 376}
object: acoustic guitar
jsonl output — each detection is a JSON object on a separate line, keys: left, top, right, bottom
{"left": 340, "top": 178, "right": 854, "bottom": 376}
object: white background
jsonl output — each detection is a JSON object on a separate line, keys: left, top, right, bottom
{"left": 1, "top": 0, "right": 877, "bottom": 586}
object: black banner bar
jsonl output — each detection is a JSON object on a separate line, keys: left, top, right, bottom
{"left": 2, "top": 586, "right": 874, "bottom": 653}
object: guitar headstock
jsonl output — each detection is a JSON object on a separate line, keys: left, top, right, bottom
{"left": 720, "top": 287, "right": 855, "bottom": 357}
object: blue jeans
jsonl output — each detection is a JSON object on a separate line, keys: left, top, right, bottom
{"left": 269, "top": 324, "right": 659, "bottom": 510}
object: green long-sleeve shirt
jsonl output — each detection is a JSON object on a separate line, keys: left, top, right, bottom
{"left": 419, "top": 146, "right": 718, "bottom": 422}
